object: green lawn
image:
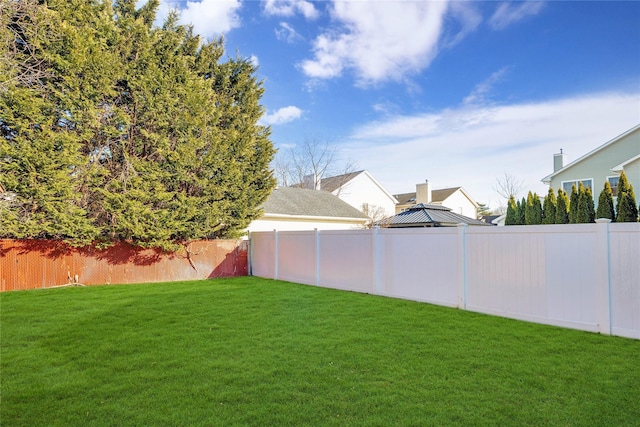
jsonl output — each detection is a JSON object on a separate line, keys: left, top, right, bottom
{"left": 1, "top": 277, "right": 638, "bottom": 426}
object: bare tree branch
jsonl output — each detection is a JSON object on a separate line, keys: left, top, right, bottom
{"left": 361, "top": 203, "right": 388, "bottom": 228}
{"left": 494, "top": 172, "right": 524, "bottom": 200}
{"left": 274, "top": 138, "right": 357, "bottom": 189}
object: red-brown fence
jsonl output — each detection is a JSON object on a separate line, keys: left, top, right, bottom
{"left": 0, "top": 239, "right": 247, "bottom": 292}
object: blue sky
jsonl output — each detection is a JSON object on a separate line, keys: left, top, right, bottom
{"left": 154, "top": 0, "right": 640, "bottom": 209}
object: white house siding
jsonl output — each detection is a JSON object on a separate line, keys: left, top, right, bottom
{"left": 247, "top": 216, "right": 367, "bottom": 233}
{"left": 442, "top": 191, "right": 477, "bottom": 219}
{"left": 332, "top": 172, "right": 397, "bottom": 218}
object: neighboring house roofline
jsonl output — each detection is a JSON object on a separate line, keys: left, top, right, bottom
{"left": 320, "top": 170, "right": 399, "bottom": 204}
{"left": 491, "top": 214, "right": 506, "bottom": 225}
{"left": 359, "top": 170, "right": 399, "bottom": 204}
{"left": 320, "top": 170, "right": 364, "bottom": 192}
{"left": 611, "top": 154, "right": 640, "bottom": 172}
{"left": 261, "top": 187, "right": 370, "bottom": 219}
{"left": 453, "top": 187, "right": 480, "bottom": 208}
{"left": 431, "top": 187, "right": 458, "bottom": 202}
{"left": 541, "top": 123, "right": 640, "bottom": 184}
{"left": 395, "top": 186, "right": 479, "bottom": 207}
{"left": 261, "top": 213, "right": 369, "bottom": 223}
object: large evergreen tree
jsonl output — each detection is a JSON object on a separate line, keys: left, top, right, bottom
{"left": 543, "top": 188, "right": 557, "bottom": 224}
{"left": 596, "top": 181, "right": 615, "bottom": 221}
{"left": 0, "top": 0, "right": 99, "bottom": 242}
{"left": 0, "top": 0, "right": 276, "bottom": 248}
{"left": 555, "top": 188, "right": 570, "bottom": 224}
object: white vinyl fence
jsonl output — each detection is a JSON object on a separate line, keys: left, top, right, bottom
{"left": 249, "top": 222, "right": 640, "bottom": 339}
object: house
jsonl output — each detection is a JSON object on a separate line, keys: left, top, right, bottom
{"left": 480, "top": 214, "right": 503, "bottom": 226}
{"left": 541, "top": 124, "right": 640, "bottom": 207}
{"left": 378, "top": 203, "right": 490, "bottom": 228}
{"left": 317, "top": 170, "right": 398, "bottom": 220}
{"left": 246, "top": 187, "right": 370, "bottom": 232}
{"left": 394, "top": 180, "right": 480, "bottom": 219}
{"left": 485, "top": 213, "right": 506, "bottom": 226}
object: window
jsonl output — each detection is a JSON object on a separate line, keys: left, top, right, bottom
{"left": 562, "top": 179, "right": 593, "bottom": 195}
{"left": 607, "top": 176, "right": 619, "bottom": 197}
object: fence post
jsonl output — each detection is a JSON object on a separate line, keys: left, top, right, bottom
{"left": 457, "top": 223, "right": 468, "bottom": 310}
{"left": 372, "top": 226, "right": 381, "bottom": 294}
{"left": 273, "top": 229, "right": 279, "bottom": 280}
{"left": 315, "top": 229, "right": 320, "bottom": 287}
{"left": 595, "top": 219, "right": 612, "bottom": 335}
{"left": 248, "top": 233, "right": 253, "bottom": 276}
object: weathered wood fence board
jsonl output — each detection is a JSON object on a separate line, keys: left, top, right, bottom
{"left": 0, "top": 239, "right": 247, "bottom": 291}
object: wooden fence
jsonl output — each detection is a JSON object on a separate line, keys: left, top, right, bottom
{"left": 0, "top": 239, "right": 247, "bottom": 291}
{"left": 249, "top": 222, "right": 640, "bottom": 339}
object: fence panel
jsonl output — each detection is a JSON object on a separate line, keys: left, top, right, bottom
{"left": 464, "top": 225, "right": 600, "bottom": 332}
{"left": 609, "top": 223, "right": 640, "bottom": 339}
{"left": 378, "top": 228, "right": 459, "bottom": 306}
{"left": 276, "top": 231, "right": 317, "bottom": 285}
{"left": 318, "top": 230, "right": 375, "bottom": 293}
{"left": 466, "top": 226, "right": 545, "bottom": 321}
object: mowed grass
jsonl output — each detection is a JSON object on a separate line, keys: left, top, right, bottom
{"left": 1, "top": 278, "right": 639, "bottom": 426}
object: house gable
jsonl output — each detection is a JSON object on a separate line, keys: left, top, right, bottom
{"left": 541, "top": 124, "right": 640, "bottom": 206}
{"left": 321, "top": 170, "right": 398, "bottom": 218}
{"left": 394, "top": 186, "right": 479, "bottom": 219}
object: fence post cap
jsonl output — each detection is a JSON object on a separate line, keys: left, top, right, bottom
{"left": 595, "top": 218, "right": 612, "bottom": 224}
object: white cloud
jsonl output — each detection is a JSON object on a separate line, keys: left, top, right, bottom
{"left": 249, "top": 55, "right": 259, "bottom": 67}
{"left": 462, "top": 67, "right": 510, "bottom": 106}
{"left": 156, "top": 0, "right": 242, "bottom": 39}
{"left": 275, "top": 22, "right": 302, "bottom": 43}
{"left": 263, "top": 0, "right": 319, "bottom": 20}
{"left": 442, "top": 1, "right": 482, "bottom": 48}
{"left": 489, "top": 1, "right": 545, "bottom": 30}
{"left": 343, "top": 92, "right": 640, "bottom": 210}
{"left": 261, "top": 106, "right": 303, "bottom": 125}
{"left": 300, "top": 1, "right": 449, "bottom": 85}
{"left": 372, "top": 102, "right": 400, "bottom": 116}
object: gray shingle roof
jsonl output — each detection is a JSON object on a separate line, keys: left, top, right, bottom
{"left": 379, "top": 203, "right": 489, "bottom": 227}
{"left": 393, "top": 187, "right": 461, "bottom": 205}
{"left": 393, "top": 192, "right": 417, "bottom": 205}
{"left": 263, "top": 187, "right": 370, "bottom": 219}
{"left": 320, "top": 170, "right": 364, "bottom": 192}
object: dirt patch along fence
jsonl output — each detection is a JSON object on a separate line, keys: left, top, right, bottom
{"left": 0, "top": 239, "right": 248, "bottom": 292}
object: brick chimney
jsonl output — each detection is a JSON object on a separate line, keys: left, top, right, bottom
{"left": 416, "top": 180, "right": 431, "bottom": 204}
